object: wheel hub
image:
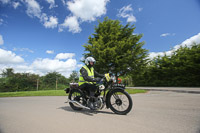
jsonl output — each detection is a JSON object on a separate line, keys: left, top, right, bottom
{"left": 115, "top": 99, "right": 122, "bottom": 106}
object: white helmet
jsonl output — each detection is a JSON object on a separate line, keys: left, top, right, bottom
{"left": 85, "top": 57, "right": 96, "bottom": 65}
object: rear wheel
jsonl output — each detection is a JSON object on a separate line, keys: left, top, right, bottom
{"left": 68, "top": 89, "right": 85, "bottom": 110}
{"left": 108, "top": 89, "right": 133, "bottom": 115}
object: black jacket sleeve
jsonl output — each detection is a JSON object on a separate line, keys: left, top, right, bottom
{"left": 80, "top": 67, "right": 101, "bottom": 82}
{"left": 94, "top": 70, "right": 104, "bottom": 78}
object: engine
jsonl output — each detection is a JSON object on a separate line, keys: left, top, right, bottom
{"left": 87, "top": 97, "right": 104, "bottom": 110}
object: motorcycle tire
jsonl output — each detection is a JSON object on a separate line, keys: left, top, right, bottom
{"left": 108, "top": 89, "right": 133, "bottom": 115}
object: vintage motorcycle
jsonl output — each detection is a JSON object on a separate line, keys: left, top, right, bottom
{"left": 64, "top": 73, "right": 133, "bottom": 115}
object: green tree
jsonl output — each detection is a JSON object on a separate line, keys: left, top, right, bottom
{"left": 83, "top": 17, "right": 148, "bottom": 79}
{"left": 40, "top": 72, "right": 68, "bottom": 90}
{"left": 2, "top": 68, "right": 14, "bottom": 77}
{"left": 68, "top": 71, "right": 79, "bottom": 82}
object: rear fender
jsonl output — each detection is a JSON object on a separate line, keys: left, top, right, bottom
{"left": 65, "top": 82, "right": 79, "bottom": 94}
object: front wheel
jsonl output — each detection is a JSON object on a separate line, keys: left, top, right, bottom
{"left": 108, "top": 89, "right": 133, "bottom": 115}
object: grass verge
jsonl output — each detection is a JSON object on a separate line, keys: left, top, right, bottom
{"left": 0, "top": 89, "right": 147, "bottom": 97}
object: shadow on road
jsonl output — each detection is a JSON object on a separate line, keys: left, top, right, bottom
{"left": 58, "top": 106, "right": 114, "bottom": 116}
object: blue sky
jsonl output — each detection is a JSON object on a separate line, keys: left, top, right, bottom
{"left": 0, "top": 0, "right": 200, "bottom": 77}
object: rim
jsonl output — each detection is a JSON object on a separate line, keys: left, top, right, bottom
{"left": 110, "top": 92, "right": 129, "bottom": 112}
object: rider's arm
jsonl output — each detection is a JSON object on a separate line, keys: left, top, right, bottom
{"left": 94, "top": 70, "right": 104, "bottom": 78}
{"left": 80, "top": 67, "right": 100, "bottom": 82}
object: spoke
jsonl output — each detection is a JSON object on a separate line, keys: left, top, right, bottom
{"left": 111, "top": 102, "right": 116, "bottom": 105}
{"left": 122, "top": 102, "right": 127, "bottom": 106}
{"left": 122, "top": 101, "right": 126, "bottom": 105}
{"left": 117, "top": 106, "right": 119, "bottom": 110}
{"left": 112, "top": 103, "right": 116, "bottom": 106}
{"left": 112, "top": 102, "right": 117, "bottom": 108}
{"left": 120, "top": 104, "right": 124, "bottom": 110}
{"left": 119, "top": 94, "right": 123, "bottom": 99}
{"left": 113, "top": 93, "right": 120, "bottom": 100}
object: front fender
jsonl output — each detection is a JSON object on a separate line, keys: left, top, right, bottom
{"left": 105, "top": 87, "right": 125, "bottom": 108}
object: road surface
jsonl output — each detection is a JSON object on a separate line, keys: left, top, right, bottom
{"left": 0, "top": 88, "right": 200, "bottom": 133}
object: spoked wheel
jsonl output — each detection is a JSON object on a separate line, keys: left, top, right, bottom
{"left": 108, "top": 89, "right": 133, "bottom": 115}
{"left": 68, "top": 89, "right": 85, "bottom": 110}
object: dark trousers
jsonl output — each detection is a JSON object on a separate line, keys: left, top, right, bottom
{"left": 79, "top": 83, "right": 98, "bottom": 97}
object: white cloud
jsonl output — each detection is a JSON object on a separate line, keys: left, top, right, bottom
{"left": 32, "top": 58, "right": 75, "bottom": 71}
{"left": 2, "top": 0, "right": 109, "bottom": 33}
{"left": 174, "top": 33, "right": 200, "bottom": 50}
{"left": 0, "top": 18, "right": 3, "bottom": 25}
{"left": 138, "top": 8, "right": 143, "bottom": 12}
{"left": 127, "top": 15, "right": 136, "bottom": 23}
{"left": 0, "top": 35, "right": 4, "bottom": 45}
{"left": 46, "top": 50, "right": 54, "bottom": 54}
{"left": 0, "top": 58, "right": 78, "bottom": 77}
{"left": 61, "top": 0, "right": 67, "bottom": 6}
{"left": 24, "top": 0, "right": 42, "bottom": 18}
{"left": 22, "top": 0, "right": 58, "bottom": 29}
{"left": 0, "top": 51, "right": 82, "bottom": 77}
{"left": 0, "top": 0, "right": 20, "bottom": 9}
{"left": 29, "top": 57, "right": 78, "bottom": 77}
{"left": 55, "top": 53, "right": 75, "bottom": 60}
{"left": 0, "top": 0, "right": 10, "bottom": 4}
{"left": 149, "top": 33, "right": 200, "bottom": 59}
{"left": 13, "top": 47, "right": 34, "bottom": 53}
{"left": 59, "top": 0, "right": 109, "bottom": 33}
{"left": 160, "top": 33, "right": 175, "bottom": 37}
{"left": 43, "top": 16, "right": 58, "bottom": 28}
{"left": 1, "top": 0, "right": 42, "bottom": 23}
{"left": 45, "top": 0, "right": 57, "bottom": 9}
{"left": 1, "top": 0, "right": 58, "bottom": 29}
{"left": 13, "top": 2, "right": 20, "bottom": 9}
{"left": 0, "top": 48, "right": 24, "bottom": 64}
{"left": 59, "top": 16, "right": 81, "bottom": 33}
{"left": 118, "top": 4, "right": 136, "bottom": 23}
{"left": 40, "top": 13, "right": 48, "bottom": 23}
{"left": 160, "top": 33, "right": 170, "bottom": 37}
{"left": 67, "top": 0, "right": 109, "bottom": 22}
{"left": 148, "top": 51, "right": 172, "bottom": 59}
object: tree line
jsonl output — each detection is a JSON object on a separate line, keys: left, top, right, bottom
{"left": 132, "top": 43, "right": 200, "bottom": 87}
{"left": 0, "top": 69, "right": 79, "bottom": 92}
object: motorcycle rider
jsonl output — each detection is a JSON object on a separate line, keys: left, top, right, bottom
{"left": 78, "top": 57, "right": 104, "bottom": 109}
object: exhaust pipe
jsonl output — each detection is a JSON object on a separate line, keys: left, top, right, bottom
{"left": 68, "top": 99, "right": 90, "bottom": 110}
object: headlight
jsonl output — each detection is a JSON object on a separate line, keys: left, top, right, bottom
{"left": 99, "top": 85, "right": 105, "bottom": 90}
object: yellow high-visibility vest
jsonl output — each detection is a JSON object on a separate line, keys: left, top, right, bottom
{"left": 78, "top": 65, "right": 95, "bottom": 86}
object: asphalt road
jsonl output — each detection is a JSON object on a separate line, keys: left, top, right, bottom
{"left": 0, "top": 89, "right": 200, "bottom": 133}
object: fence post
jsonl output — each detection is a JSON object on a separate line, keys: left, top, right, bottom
{"left": 37, "top": 79, "right": 39, "bottom": 91}
{"left": 56, "top": 77, "right": 58, "bottom": 90}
